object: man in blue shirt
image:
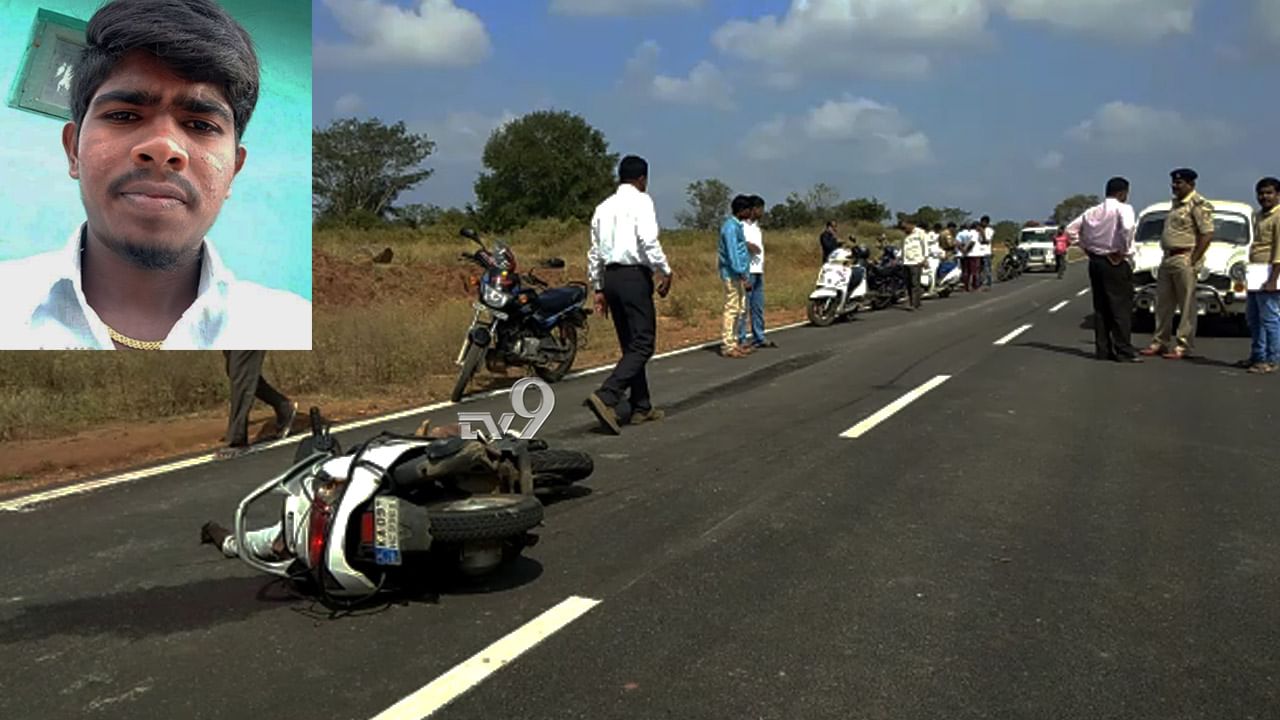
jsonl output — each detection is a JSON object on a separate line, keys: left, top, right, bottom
{"left": 719, "top": 195, "right": 754, "bottom": 358}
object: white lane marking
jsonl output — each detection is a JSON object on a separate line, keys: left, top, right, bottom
{"left": 1076, "top": 288, "right": 1090, "bottom": 297}
{"left": 839, "top": 375, "right": 951, "bottom": 439}
{"left": 994, "top": 324, "right": 1034, "bottom": 346}
{"left": 1, "top": 320, "right": 813, "bottom": 512}
{"left": 1049, "top": 300, "right": 1069, "bottom": 314}
{"left": 370, "top": 595, "right": 601, "bottom": 720}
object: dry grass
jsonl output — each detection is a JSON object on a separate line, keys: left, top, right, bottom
{"left": 0, "top": 219, "right": 990, "bottom": 442}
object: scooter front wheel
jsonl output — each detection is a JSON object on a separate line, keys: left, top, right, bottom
{"left": 451, "top": 341, "right": 486, "bottom": 402}
{"left": 807, "top": 297, "right": 839, "bottom": 327}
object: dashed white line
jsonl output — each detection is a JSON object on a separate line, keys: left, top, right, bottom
{"left": 1049, "top": 300, "right": 1069, "bottom": 314}
{"left": 1076, "top": 288, "right": 1090, "bottom": 297}
{"left": 839, "top": 375, "right": 951, "bottom": 439}
{"left": 994, "top": 324, "right": 1034, "bottom": 346}
{"left": 370, "top": 595, "right": 601, "bottom": 720}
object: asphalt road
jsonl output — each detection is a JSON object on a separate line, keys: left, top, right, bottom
{"left": 3, "top": 266, "right": 1278, "bottom": 720}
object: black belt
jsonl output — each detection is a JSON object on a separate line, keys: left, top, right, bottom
{"left": 605, "top": 263, "right": 651, "bottom": 272}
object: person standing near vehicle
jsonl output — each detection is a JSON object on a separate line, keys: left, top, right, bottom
{"left": 819, "top": 220, "right": 839, "bottom": 262}
{"left": 1064, "top": 177, "right": 1141, "bottom": 363}
{"left": 978, "top": 215, "right": 995, "bottom": 290}
{"left": 218, "top": 351, "right": 297, "bottom": 460}
{"left": 584, "top": 154, "right": 673, "bottom": 435}
{"left": 739, "top": 195, "right": 776, "bottom": 349}
{"left": 1053, "top": 224, "right": 1070, "bottom": 278}
{"left": 1239, "top": 177, "right": 1280, "bottom": 374}
{"left": 957, "top": 223, "right": 979, "bottom": 291}
{"left": 901, "top": 220, "right": 928, "bottom": 310}
{"left": 719, "top": 196, "right": 754, "bottom": 358}
{"left": 941, "top": 222, "right": 958, "bottom": 262}
{"left": 1141, "top": 168, "right": 1215, "bottom": 359}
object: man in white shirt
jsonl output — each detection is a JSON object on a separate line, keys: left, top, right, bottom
{"left": 584, "top": 154, "right": 673, "bottom": 434}
{"left": 900, "top": 220, "right": 928, "bottom": 310}
{"left": 977, "top": 215, "right": 995, "bottom": 290}
{"left": 956, "top": 223, "right": 979, "bottom": 291}
{"left": 737, "top": 195, "right": 776, "bottom": 349}
{"left": 0, "top": 0, "right": 310, "bottom": 351}
{"left": 1064, "top": 176, "right": 1141, "bottom": 362}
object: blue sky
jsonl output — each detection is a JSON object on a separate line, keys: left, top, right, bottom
{"left": 313, "top": 0, "right": 1280, "bottom": 227}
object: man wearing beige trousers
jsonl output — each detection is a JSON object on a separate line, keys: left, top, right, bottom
{"left": 1141, "top": 168, "right": 1215, "bottom": 360}
{"left": 718, "top": 196, "right": 754, "bottom": 358}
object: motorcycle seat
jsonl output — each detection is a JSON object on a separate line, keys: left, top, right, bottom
{"left": 535, "top": 286, "right": 586, "bottom": 316}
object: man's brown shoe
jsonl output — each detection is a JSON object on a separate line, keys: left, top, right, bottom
{"left": 584, "top": 392, "right": 622, "bottom": 435}
{"left": 631, "top": 407, "right": 665, "bottom": 424}
{"left": 721, "top": 346, "right": 749, "bottom": 358}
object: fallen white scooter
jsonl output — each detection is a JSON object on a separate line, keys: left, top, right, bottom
{"left": 922, "top": 256, "right": 962, "bottom": 299}
{"left": 807, "top": 245, "right": 869, "bottom": 326}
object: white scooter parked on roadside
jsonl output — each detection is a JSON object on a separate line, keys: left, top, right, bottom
{"left": 807, "top": 245, "right": 869, "bottom": 326}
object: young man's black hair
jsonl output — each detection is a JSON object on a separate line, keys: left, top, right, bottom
{"left": 71, "top": 0, "right": 261, "bottom": 142}
{"left": 1257, "top": 177, "right": 1280, "bottom": 194}
{"left": 731, "top": 195, "right": 752, "bottom": 216}
{"left": 1105, "top": 177, "right": 1131, "bottom": 197}
{"left": 619, "top": 155, "right": 648, "bottom": 183}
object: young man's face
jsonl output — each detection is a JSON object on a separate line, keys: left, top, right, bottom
{"left": 1257, "top": 185, "right": 1278, "bottom": 211}
{"left": 63, "top": 50, "right": 246, "bottom": 268}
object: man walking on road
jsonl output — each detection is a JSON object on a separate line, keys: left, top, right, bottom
{"left": 1064, "top": 177, "right": 1141, "bottom": 363}
{"left": 739, "top": 195, "right": 776, "bottom": 349}
{"left": 1054, "top": 225, "right": 1070, "bottom": 279}
{"left": 1239, "top": 177, "right": 1280, "bottom": 374}
{"left": 218, "top": 351, "right": 297, "bottom": 459}
{"left": 584, "top": 154, "right": 673, "bottom": 435}
{"left": 719, "top": 196, "right": 754, "bottom": 358}
{"left": 1141, "top": 168, "right": 1215, "bottom": 359}
{"left": 901, "top": 219, "right": 928, "bottom": 310}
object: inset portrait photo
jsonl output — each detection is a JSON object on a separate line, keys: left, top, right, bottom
{"left": 0, "top": 0, "right": 312, "bottom": 350}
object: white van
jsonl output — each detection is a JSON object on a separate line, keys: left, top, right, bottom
{"left": 1016, "top": 225, "right": 1060, "bottom": 272}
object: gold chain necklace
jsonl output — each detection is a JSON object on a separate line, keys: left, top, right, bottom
{"left": 106, "top": 324, "right": 164, "bottom": 351}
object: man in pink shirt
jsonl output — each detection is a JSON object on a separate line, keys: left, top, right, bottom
{"left": 1065, "top": 177, "right": 1142, "bottom": 363}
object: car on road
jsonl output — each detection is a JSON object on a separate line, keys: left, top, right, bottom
{"left": 1131, "top": 200, "right": 1254, "bottom": 329}
{"left": 1016, "top": 224, "right": 1060, "bottom": 272}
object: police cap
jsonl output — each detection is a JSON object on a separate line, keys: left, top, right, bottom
{"left": 1170, "top": 168, "right": 1198, "bottom": 183}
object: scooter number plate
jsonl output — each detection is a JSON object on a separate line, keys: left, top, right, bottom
{"left": 820, "top": 266, "right": 850, "bottom": 287}
{"left": 373, "top": 496, "right": 402, "bottom": 566}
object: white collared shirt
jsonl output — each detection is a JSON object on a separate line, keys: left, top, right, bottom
{"left": 744, "top": 220, "right": 764, "bottom": 273}
{"left": 0, "top": 224, "right": 312, "bottom": 350}
{"left": 587, "top": 183, "right": 671, "bottom": 291}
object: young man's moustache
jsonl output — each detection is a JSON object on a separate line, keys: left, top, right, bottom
{"left": 106, "top": 170, "right": 200, "bottom": 210}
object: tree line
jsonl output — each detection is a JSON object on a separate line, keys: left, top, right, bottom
{"left": 312, "top": 111, "right": 1100, "bottom": 237}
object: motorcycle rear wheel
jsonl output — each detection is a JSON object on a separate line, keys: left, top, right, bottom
{"left": 533, "top": 323, "right": 578, "bottom": 384}
{"left": 530, "top": 448, "right": 594, "bottom": 487}
{"left": 451, "top": 341, "right": 486, "bottom": 402}
{"left": 807, "top": 297, "right": 839, "bottom": 327}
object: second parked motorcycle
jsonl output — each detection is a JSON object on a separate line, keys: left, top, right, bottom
{"left": 452, "top": 228, "right": 592, "bottom": 402}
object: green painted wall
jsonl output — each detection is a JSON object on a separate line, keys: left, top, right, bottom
{"left": 0, "top": 0, "right": 312, "bottom": 300}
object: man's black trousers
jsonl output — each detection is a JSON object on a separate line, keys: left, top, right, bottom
{"left": 1087, "top": 254, "right": 1137, "bottom": 360}
{"left": 597, "top": 265, "right": 656, "bottom": 412}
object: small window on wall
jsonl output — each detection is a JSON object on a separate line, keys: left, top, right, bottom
{"left": 7, "top": 9, "right": 89, "bottom": 121}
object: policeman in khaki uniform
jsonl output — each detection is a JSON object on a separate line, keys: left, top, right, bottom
{"left": 1142, "top": 168, "right": 1215, "bottom": 359}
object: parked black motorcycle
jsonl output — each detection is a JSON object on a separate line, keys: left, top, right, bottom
{"left": 451, "top": 228, "right": 592, "bottom": 402}
{"left": 997, "top": 246, "right": 1031, "bottom": 282}
{"left": 854, "top": 241, "right": 909, "bottom": 310}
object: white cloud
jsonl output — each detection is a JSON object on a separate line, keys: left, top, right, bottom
{"left": 1035, "top": 150, "right": 1064, "bottom": 170}
{"left": 334, "top": 93, "right": 364, "bottom": 115}
{"left": 316, "top": 0, "right": 491, "bottom": 68}
{"left": 414, "top": 109, "right": 519, "bottom": 164}
{"left": 712, "top": 0, "right": 1198, "bottom": 82}
{"left": 998, "top": 0, "right": 1194, "bottom": 41}
{"left": 623, "top": 42, "right": 734, "bottom": 110}
{"left": 742, "top": 94, "right": 933, "bottom": 172}
{"left": 1068, "top": 102, "right": 1235, "bottom": 154}
{"left": 550, "top": 0, "right": 705, "bottom": 15}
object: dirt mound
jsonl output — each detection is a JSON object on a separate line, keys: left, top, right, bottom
{"left": 313, "top": 248, "right": 473, "bottom": 308}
